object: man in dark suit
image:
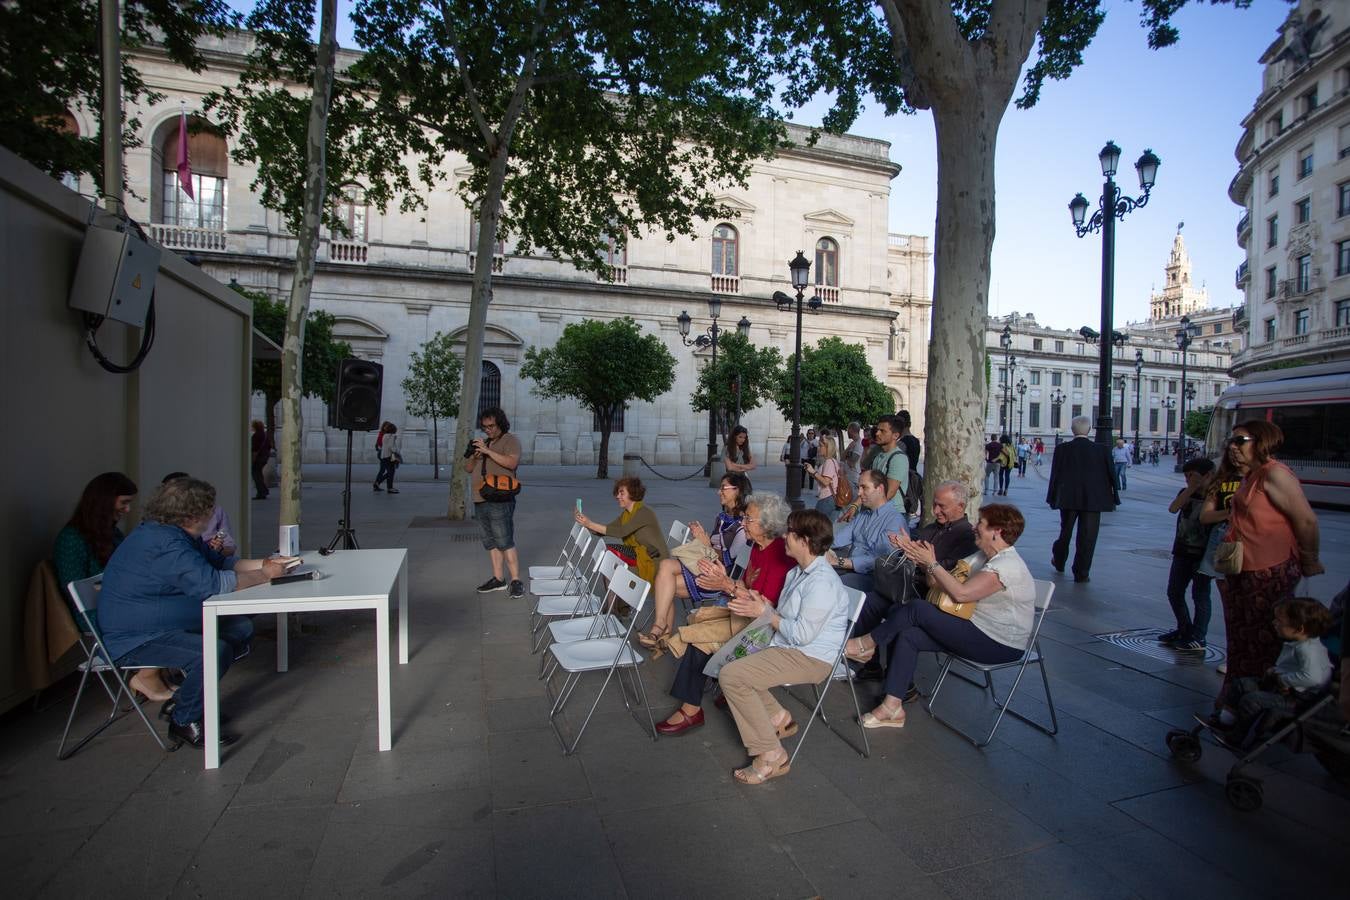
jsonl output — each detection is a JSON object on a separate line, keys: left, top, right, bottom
{"left": 1046, "top": 415, "right": 1119, "bottom": 583}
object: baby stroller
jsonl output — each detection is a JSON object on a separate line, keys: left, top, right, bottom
{"left": 1165, "top": 674, "right": 1348, "bottom": 812}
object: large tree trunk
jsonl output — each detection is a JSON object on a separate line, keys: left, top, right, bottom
{"left": 279, "top": 0, "right": 338, "bottom": 528}
{"left": 596, "top": 408, "right": 613, "bottom": 479}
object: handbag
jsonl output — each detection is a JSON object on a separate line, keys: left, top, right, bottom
{"left": 1214, "top": 539, "right": 1244, "bottom": 576}
{"left": 671, "top": 539, "right": 718, "bottom": 570}
{"left": 479, "top": 456, "right": 520, "bottom": 502}
{"left": 833, "top": 472, "right": 853, "bottom": 508}
{"left": 873, "top": 550, "right": 918, "bottom": 605}
{"left": 927, "top": 558, "right": 975, "bottom": 619}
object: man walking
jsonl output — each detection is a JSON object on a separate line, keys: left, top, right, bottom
{"left": 984, "top": 434, "right": 1002, "bottom": 494}
{"left": 1046, "top": 416, "right": 1119, "bottom": 583}
{"left": 466, "top": 406, "right": 524, "bottom": 598}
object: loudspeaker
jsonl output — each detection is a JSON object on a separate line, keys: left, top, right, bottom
{"left": 333, "top": 358, "right": 383, "bottom": 431}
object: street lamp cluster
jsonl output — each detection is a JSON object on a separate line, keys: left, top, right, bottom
{"left": 771, "top": 252, "right": 821, "bottom": 510}
{"left": 676, "top": 297, "right": 750, "bottom": 479}
{"left": 999, "top": 322, "right": 1017, "bottom": 435}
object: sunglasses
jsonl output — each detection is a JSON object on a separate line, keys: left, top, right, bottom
{"left": 1228, "top": 435, "right": 1254, "bottom": 446}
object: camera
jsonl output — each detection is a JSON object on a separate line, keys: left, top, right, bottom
{"left": 463, "top": 442, "right": 478, "bottom": 459}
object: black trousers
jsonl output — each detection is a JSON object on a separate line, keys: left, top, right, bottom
{"left": 1051, "top": 509, "right": 1101, "bottom": 579}
{"left": 250, "top": 460, "right": 268, "bottom": 498}
{"left": 670, "top": 646, "right": 714, "bottom": 706}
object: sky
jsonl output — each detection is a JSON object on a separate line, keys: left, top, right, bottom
{"left": 234, "top": 0, "right": 1289, "bottom": 331}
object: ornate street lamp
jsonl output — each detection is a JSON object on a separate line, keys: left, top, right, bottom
{"left": 1163, "top": 396, "right": 1177, "bottom": 455}
{"left": 1133, "top": 348, "right": 1144, "bottom": 463}
{"left": 1015, "top": 378, "right": 1027, "bottom": 442}
{"left": 1174, "top": 314, "right": 1200, "bottom": 469}
{"left": 999, "top": 322, "right": 1017, "bottom": 434}
{"left": 1050, "top": 388, "right": 1065, "bottom": 447}
{"left": 677, "top": 295, "right": 730, "bottom": 480}
{"left": 773, "top": 251, "right": 818, "bottom": 509}
{"left": 732, "top": 315, "right": 751, "bottom": 425}
{"left": 1069, "top": 140, "right": 1161, "bottom": 448}
{"left": 1116, "top": 374, "right": 1127, "bottom": 440}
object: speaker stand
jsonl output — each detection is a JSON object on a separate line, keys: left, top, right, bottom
{"left": 320, "top": 429, "right": 360, "bottom": 554}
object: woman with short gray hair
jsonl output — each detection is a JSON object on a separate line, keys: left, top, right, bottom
{"left": 654, "top": 492, "right": 800, "bottom": 736}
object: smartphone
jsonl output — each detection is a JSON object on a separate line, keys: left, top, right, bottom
{"left": 575, "top": 499, "right": 583, "bottom": 514}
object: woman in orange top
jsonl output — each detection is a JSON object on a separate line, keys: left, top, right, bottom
{"left": 1216, "top": 419, "right": 1323, "bottom": 708}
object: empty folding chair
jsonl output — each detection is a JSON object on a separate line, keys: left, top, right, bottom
{"left": 529, "top": 531, "right": 597, "bottom": 596}
{"left": 57, "top": 575, "right": 168, "bottom": 760}
{"left": 538, "top": 550, "right": 630, "bottom": 678}
{"left": 529, "top": 521, "right": 586, "bottom": 580}
{"left": 545, "top": 568, "right": 657, "bottom": 754}
{"left": 728, "top": 544, "right": 752, "bottom": 581}
{"left": 924, "top": 579, "right": 1058, "bottom": 748}
{"left": 780, "top": 587, "right": 871, "bottom": 766}
{"left": 666, "top": 519, "right": 691, "bottom": 549}
{"left": 529, "top": 541, "right": 612, "bottom": 650}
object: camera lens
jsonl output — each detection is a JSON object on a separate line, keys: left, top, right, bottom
{"left": 463, "top": 444, "right": 477, "bottom": 459}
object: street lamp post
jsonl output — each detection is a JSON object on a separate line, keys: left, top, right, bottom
{"left": 676, "top": 296, "right": 727, "bottom": 481}
{"left": 732, "top": 315, "right": 750, "bottom": 425}
{"left": 1174, "top": 314, "right": 1199, "bottom": 470}
{"left": 1050, "top": 388, "right": 1065, "bottom": 446}
{"left": 999, "top": 323, "right": 1016, "bottom": 435}
{"left": 1116, "top": 374, "right": 1127, "bottom": 445}
{"left": 773, "top": 252, "right": 819, "bottom": 510}
{"left": 1069, "top": 140, "right": 1161, "bottom": 449}
{"left": 1015, "top": 378, "right": 1027, "bottom": 442}
{"left": 1163, "top": 396, "right": 1177, "bottom": 456}
{"left": 1133, "top": 348, "right": 1144, "bottom": 463}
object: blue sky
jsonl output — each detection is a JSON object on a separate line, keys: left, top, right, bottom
{"left": 236, "top": 0, "right": 1287, "bottom": 330}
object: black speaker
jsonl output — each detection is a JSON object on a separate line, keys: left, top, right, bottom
{"left": 333, "top": 358, "right": 383, "bottom": 431}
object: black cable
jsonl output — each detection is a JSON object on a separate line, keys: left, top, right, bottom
{"left": 81, "top": 218, "right": 156, "bottom": 374}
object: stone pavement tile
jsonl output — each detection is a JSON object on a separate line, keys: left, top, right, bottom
{"left": 896, "top": 804, "right": 1058, "bottom": 875}
{"left": 356, "top": 707, "right": 486, "bottom": 752}
{"left": 7, "top": 725, "right": 165, "bottom": 800}
{"left": 930, "top": 841, "right": 1142, "bottom": 900}
{"left": 780, "top": 818, "right": 951, "bottom": 898}
{"left": 267, "top": 665, "right": 381, "bottom": 722}
{"left": 602, "top": 795, "right": 817, "bottom": 900}
{"left": 228, "top": 715, "right": 363, "bottom": 808}
{"left": 42, "top": 785, "right": 234, "bottom": 897}
{"left": 493, "top": 800, "right": 625, "bottom": 900}
{"left": 1112, "top": 784, "right": 1343, "bottom": 895}
{"left": 0, "top": 824, "right": 93, "bottom": 895}
{"left": 171, "top": 802, "right": 332, "bottom": 899}
{"left": 488, "top": 728, "right": 593, "bottom": 810}
{"left": 486, "top": 695, "right": 558, "bottom": 735}
{"left": 1075, "top": 826, "right": 1265, "bottom": 900}
{"left": 339, "top": 742, "right": 487, "bottom": 803}
{"left": 732, "top": 753, "right": 869, "bottom": 838}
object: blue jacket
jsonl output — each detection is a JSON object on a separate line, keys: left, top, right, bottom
{"left": 97, "top": 521, "right": 239, "bottom": 659}
{"left": 831, "top": 502, "right": 908, "bottom": 574}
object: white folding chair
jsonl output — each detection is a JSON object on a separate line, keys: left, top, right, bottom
{"left": 666, "top": 519, "right": 691, "bottom": 549}
{"left": 924, "top": 579, "right": 1058, "bottom": 748}
{"left": 538, "top": 550, "right": 630, "bottom": 677}
{"left": 545, "top": 568, "right": 656, "bottom": 754}
{"left": 529, "top": 532, "right": 597, "bottom": 596}
{"left": 529, "top": 541, "right": 612, "bottom": 650}
{"left": 779, "top": 587, "right": 871, "bottom": 766}
{"left": 529, "top": 522, "right": 586, "bottom": 580}
{"left": 728, "top": 544, "right": 752, "bottom": 581}
{"left": 57, "top": 575, "right": 169, "bottom": 760}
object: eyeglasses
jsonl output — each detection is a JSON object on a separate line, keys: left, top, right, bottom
{"left": 1228, "top": 435, "right": 1254, "bottom": 446}
{"left": 718, "top": 484, "right": 736, "bottom": 492}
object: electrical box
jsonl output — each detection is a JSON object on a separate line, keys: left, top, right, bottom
{"left": 68, "top": 225, "right": 160, "bottom": 328}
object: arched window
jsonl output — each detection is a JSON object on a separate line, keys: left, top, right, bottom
{"left": 333, "top": 184, "right": 368, "bottom": 241}
{"left": 159, "top": 118, "right": 228, "bottom": 231}
{"left": 711, "top": 224, "right": 738, "bottom": 276}
{"left": 815, "top": 237, "right": 839, "bottom": 286}
{"left": 478, "top": 361, "right": 502, "bottom": 417}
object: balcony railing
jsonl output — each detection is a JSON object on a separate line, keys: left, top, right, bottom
{"left": 1236, "top": 211, "right": 1250, "bottom": 244}
{"left": 1280, "top": 334, "right": 1310, "bottom": 348}
{"left": 468, "top": 253, "right": 504, "bottom": 273}
{"left": 149, "top": 223, "right": 227, "bottom": 252}
{"left": 1235, "top": 260, "right": 1249, "bottom": 288}
{"left": 327, "top": 239, "right": 368, "bottom": 264}
{"left": 1278, "top": 276, "right": 1322, "bottom": 300}
{"left": 711, "top": 274, "right": 739, "bottom": 293}
{"left": 814, "top": 285, "right": 840, "bottom": 303}
{"left": 599, "top": 265, "right": 627, "bottom": 285}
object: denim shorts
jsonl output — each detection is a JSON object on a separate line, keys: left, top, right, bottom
{"left": 475, "top": 499, "right": 516, "bottom": 550}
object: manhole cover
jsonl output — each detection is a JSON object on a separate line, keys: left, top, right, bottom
{"left": 1095, "top": 627, "right": 1226, "bottom": 666}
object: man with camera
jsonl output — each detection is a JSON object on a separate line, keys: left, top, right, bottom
{"left": 463, "top": 407, "right": 523, "bottom": 598}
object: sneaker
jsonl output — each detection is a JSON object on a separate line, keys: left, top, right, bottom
{"left": 1157, "top": 629, "right": 1183, "bottom": 644}
{"left": 1217, "top": 662, "right": 1228, "bottom": 675}
{"left": 508, "top": 580, "right": 525, "bottom": 599}
{"left": 1174, "top": 638, "right": 1207, "bottom": 651}
{"left": 476, "top": 576, "right": 507, "bottom": 593}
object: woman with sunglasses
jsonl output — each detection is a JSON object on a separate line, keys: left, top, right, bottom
{"left": 1213, "top": 420, "right": 1323, "bottom": 713}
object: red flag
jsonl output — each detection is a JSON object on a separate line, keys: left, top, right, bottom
{"left": 176, "top": 108, "right": 194, "bottom": 199}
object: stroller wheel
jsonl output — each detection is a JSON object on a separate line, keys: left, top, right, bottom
{"left": 1166, "top": 730, "right": 1202, "bottom": 763}
{"left": 1225, "top": 775, "right": 1263, "bottom": 812}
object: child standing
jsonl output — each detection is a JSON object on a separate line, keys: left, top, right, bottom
{"left": 1161, "top": 457, "right": 1216, "bottom": 650}
{"left": 1222, "top": 598, "right": 1333, "bottom": 747}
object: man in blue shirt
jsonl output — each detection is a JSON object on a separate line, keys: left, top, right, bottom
{"left": 99, "top": 478, "right": 288, "bottom": 747}
{"left": 830, "top": 470, "right": 908, "bottom": 594}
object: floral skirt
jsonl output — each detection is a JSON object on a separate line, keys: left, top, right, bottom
{"left": 1216, "top": 556, "right": 1301, "bottom": 703}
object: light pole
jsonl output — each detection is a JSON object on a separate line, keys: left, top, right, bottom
{"left": 1069, "top": 140, "right": 1161, "bottom": 448}
{"left": 1133, "top": 348, "right": 1144, "bottom": 463}
{"left": 1050, "top": 388, "right": 1065, "bottom": 446}
{"left": 1116, "top": 374, "right": 1127, "bottom": 443}
{"left": 773, "top": 252, "right": 819, "bottom": 509}
{"left": 732, "top": 315, "right": 750, "bottom": 425}
{"left": 1015, "top": 378, "right": 1027, "bottom": 442}
{"left": 1163, "top": 396, "right": 1177, "bottom": 455}
{"left": 999, "top": 323, "right": 1016, "bottom": 434}
{"left": 1174, "top": 314, "right": 1199, "bottom": 470}
{"left": 676, "top": 295, "right": 727, "bottom": 480}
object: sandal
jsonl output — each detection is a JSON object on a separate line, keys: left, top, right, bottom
{"left": 772, "top": 712, "right": 799, "bottom": 739}
{"left": 844, "top": 637, "right": 875, "bottom": 664}
{"left": 861, "top": 702, "right": 906, "bottom": 729}
{"left": 733, "top": 753, "right": 790, "bottom": 785}
{"left": 637, "top": 626, "right": 668, "bottom": 649}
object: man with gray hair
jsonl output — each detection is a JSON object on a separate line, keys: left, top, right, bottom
{"left": 1046, "top": 415, "right": 1119, "bottom": 583}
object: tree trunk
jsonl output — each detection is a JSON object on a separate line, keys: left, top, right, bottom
{"left": 279, "top": 0, "right": 338, "bottom": 528}
{"left": 431, "top": 415, "right": 439, "bottom": 479}
{"left": 596, "top": 407, "right": 613, "bottom": 479}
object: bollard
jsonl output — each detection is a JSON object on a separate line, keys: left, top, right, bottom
{"left": 623, "top": 453, "right": 640, "bottom": 478}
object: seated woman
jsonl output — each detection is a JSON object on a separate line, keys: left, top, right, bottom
{"left": 96, "top": 477, "right": 290, "bottom": 747}
{"left": 719, "top": 509, "right": 853, "bottom": 784}
{"left": 54, "top": 472, "right": 176, "bottom": 702}
{"left": 846, "top": 503, "right": 1035, "bottom": 729}
{"left": 655, "top": 492, "right": 795, "bottom": 735}
{"left": 574, "top": 476, "right": 668, "bottom": 587}
{"left": 723, "top": 425, "right": 757, "bottom": 474}
{"left": 641, "top": 472, "right": 751, "bottom": 647}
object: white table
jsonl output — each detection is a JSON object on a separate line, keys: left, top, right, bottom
{"left": 201, "top": 548, "right": 409, "bottom": 769}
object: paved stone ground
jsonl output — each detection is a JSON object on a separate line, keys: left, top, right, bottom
{"left": 3, "top": 455, "right": 1347, "bottom": 898}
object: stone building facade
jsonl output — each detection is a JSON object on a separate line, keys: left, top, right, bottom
{"left": 63, "top": 34, "right": 931, "bottom": 467}
{"left": 1229, "top": 0, "right": 1350, "bottom": 378}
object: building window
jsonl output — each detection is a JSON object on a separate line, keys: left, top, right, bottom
{"left": 593, "top": 405, "right": 625, "bottom": 432}
{"left": 1167, "top": 409, "right": 1177, "bottom": 433}
{"left": 997, "top": 367, "right": 1007, "bottom": 385}
{"left": 1032, "top": 338, "right": 1043, "bottom": 350}
{"left": 1149, "top": 408, "right": 1159, "bottom": 432}
{"left": 1051, "top": 404, "right": 1061, "bottom": 429}
{"left": 469, "top": 210, "right": 506, "bottom": 258}
{"left": 1153, "top": 350, "right": 1162, "bottom": 362}
{"left": 1213, "top": 323, "right": 1223, "bottom": 334}
{"left": 1295, "top": 308, "right": 1310, "bottom": 335}
{"left": 1337, "top": 298, "right": 1350, "bottom": 327}
{"left": 1029, "top": 370, "right": 1041, "bottom": 385}
{"left": 1071, "top": 373, "right": 1083, "bottom": 388}
{"left": 332, "top": 184, "right": 368, "bottom": 241}
{"left": 1266, "top": 113, "right": 1283, "bottom": 141}
{"left": 1189, "top": 352, "right": 1197, "bottom": 366}
{"left": 1341, "top": 122, "right": 1350, "bottom": 158}
{"left": 1296, "top": 254, "right": 1311, "bottom": 293}
{"left": 1172, "top": 352, "right": 1180, "bottom": 364}
{"left": 159, "top": 120, "right": 228, "bottom": 230}
{"left": 1297, "top": 146, "right": 1313, "bottom": 179}
{"left": 1150, "top": 378, "right": 1160, "bottom": 393}
{"left": 1076, "top": 343, "right": 1085, "bottom": 355}
{"left": 1071, "top": 404, "right": 1082, "bottom": 419}
{"left": 1299, "top": 87, "right": 1318, "bottom": 115}
{"left": 1295, "top": 196, "right": 1311, "bottom": 224}
{"left": 814, "top": 237, "right": 839, "bottom": 287}
{"left": 1214, "top": 383, "right": 1222, "bottom": 397}
{"left": 477, "top": 361, "right": 501, "bottom": 418}
{"left": 1268, "top": 170, "right": 1280, "bottom": 197}
{"left": 1266, "top": 214, "right": 1278, "bottom": 248}
{"left": 1339, "top": 181, "right": 1350, "bottom": 217}
{"left": 1168, "top": 379, "right": 1178, "bottom": 393}
{"left": 1054, "top": 340, "right": 1064, "bottom": 353}
{"left": 603, "top": 230, "right": 627, "bottom": 269}
{"left": 1264, "top": 317, "right": 1277, "bottom": 342}
{"left": 1029, "top": 402, "right": 1041, "bottom": 429}
{"left": 1336, "top": 241, "right": 1350, "bottom": 277}
{"left": 1050, "top": 371, "right": 1062, "bottom": 387}
{"left": 711, "top": 224, "right": 738, "bottom": 276}
{"left": 1265, "top": 265, "right": 1278, "bottom": 298}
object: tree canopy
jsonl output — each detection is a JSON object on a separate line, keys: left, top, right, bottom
{"left": 690, "top": 332, "right": 784, "bottom": 442}
{"left": 775, "top": 337, "right": 892, "bottom": 434}
{"left": 402, "top": 332, "right": 464, "bottom": 424}
{"left": 240, "top": 284, "right": 351, "bottom": 433}
{"left": 521, "top": 317, "right": 676, "bottom": 478}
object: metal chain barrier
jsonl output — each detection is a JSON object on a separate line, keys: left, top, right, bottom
{"left": 633, "top": 455, "right": 711, "bottom": 482}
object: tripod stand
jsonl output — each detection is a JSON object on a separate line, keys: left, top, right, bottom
{"left": 320, "top": 429, "right": 359, "bottom": 554}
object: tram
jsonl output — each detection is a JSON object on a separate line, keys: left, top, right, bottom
{"left": 1205, "top": 361, "right": 1350, "bottom": 507}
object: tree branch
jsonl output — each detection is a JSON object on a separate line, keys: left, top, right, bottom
{"left": 436, "top": 0, "right": 495, "bottom": 147}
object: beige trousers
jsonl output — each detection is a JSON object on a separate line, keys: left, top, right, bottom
{"left": 719, "top": 647, "right": 830, "bottom": 757}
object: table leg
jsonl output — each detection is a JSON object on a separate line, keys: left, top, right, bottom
{"left": 203, "top": 609, "right": 220, "bottom": 770}
{"left": 276, "top": 612, "right": 288, "bottom": 672}
{"left": 398, "top": 553, "right": 409, "bottom": 665}
{"left": 376, "top": 600, "right": 391, "bottom": 752}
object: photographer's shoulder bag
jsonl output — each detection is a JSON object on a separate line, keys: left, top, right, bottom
{"left": 479, "top": 453, "right": 520, "bottom": 503}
